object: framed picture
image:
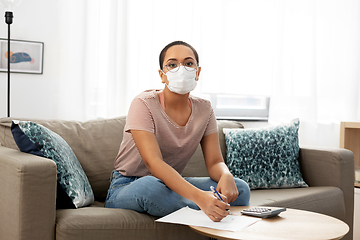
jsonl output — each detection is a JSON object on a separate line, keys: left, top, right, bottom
{"left": 0, "top": 39, "right": 44, "bottom": 74}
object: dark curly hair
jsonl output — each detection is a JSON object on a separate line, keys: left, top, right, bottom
{"left": 159, "top": 41, "right": 199, "bottom": 70}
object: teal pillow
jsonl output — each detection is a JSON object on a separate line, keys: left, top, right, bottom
{"left": 11, "top": 120, "right": 94, "bottom": 208}
{"left": 223, "top": 119, "right": 308, "bottom": 189}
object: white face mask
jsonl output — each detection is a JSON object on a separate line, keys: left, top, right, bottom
{"left": 163, "top": 66, "right": 197, "bottom": 95}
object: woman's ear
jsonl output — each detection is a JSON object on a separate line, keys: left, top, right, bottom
{"left": 158, "top": 69, "right": 167, "bottom": 84}
{"left": 196, "top": 67, "right": 202, "bottom": 81}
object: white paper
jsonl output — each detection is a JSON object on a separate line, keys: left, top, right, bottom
{"left": 156, "top": 207, "right": 260, "bottom": 232}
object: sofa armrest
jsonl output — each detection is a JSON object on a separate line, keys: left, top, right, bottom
{"left": 0, "top": 146, "right": 57, "bottom": 240}
{"left": 299, "top": 147, "right": 354, "bottom": 188}
{"left": 298, "top": 146, "right": 354, "bottom": 240}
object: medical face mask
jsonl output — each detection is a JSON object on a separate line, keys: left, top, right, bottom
{"left": 163, "top": 66, "right": 197, "bottom": 95}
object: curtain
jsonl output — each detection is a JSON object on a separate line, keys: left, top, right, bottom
{"left": 57, "top": 0, "right": 129, "bottom": 121}
{"left": 270, "top": 0, "right": 360, "bottom": 147}
{"left": 56, "top": 0, "right": 360, "bottom": 148}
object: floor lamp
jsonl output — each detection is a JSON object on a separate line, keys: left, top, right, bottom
{"left": 0, "top": 0, "right": 21, "bottom": 117}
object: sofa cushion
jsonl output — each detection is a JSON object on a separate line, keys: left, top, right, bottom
{"left": 56, "top": 202, "right": 208, "bottom": 240}
{"left": 223, "top": 119, "right": 308, "bottom": 189}
{"left": 11, "top": 120, "right": 94, "bottom": 208}
{"left": 250, "top": 186, "right": 345, "bottom": 220}
{"left": 0, "top": 117, "right": 126, "bottom": 201}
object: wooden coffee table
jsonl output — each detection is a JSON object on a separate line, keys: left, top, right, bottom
{"left": 190, "top": 206, "right": 349, "bottom": 240}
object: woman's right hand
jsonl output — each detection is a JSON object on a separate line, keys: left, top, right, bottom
{"left": 195, "top": 190, "right": 230, "bottom": 222}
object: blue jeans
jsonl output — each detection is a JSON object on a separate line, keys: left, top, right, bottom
{"left": 105, "top": 170, "right": 250, "bottom": 217}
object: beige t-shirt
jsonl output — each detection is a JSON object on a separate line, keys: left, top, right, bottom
{"left": 114, "top": 89, "right": 218, "bottom": 177}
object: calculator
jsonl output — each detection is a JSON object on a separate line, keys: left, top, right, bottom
{"left": 241, "top": 207, "right": 286, "bottom": 218}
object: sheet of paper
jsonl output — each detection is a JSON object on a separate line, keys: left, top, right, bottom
{"left": 156, "top": 206, "right": 260, "bottom": 232}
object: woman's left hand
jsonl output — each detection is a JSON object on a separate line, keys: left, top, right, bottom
{"left": 216, "top": 172, "right": 239, "bottom": 203}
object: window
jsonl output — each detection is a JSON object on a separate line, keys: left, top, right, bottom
{"left": 204, "top": 94, "right": 270, "bottom": 121}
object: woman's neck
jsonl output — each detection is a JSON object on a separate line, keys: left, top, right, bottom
{"left": 160, "top": 87, "right": 192, "bottom": 126}
{"left": 162, "top": 88, "right": 190, "bottom": 110}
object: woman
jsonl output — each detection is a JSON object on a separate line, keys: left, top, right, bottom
{"left": 105, "top": 41, "right": 250, "bottom": 222}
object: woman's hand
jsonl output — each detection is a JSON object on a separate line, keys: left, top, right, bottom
{"left": 216, "top": 172, "right": 239, "bottom": 203}
{"left": 195, "top": 190, "right": 230, "bottom": 222}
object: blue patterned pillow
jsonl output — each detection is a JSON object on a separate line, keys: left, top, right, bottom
{"left": 223, "top": 119, "right": 308, "bottom": 189}
{"left": 11, "top": 120, "right": 94, "bottom": 208}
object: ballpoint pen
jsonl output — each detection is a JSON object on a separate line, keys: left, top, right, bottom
{"left": 210, "top": 186, "right": 223, "bottom": 201}
{"left": 210, "top": 186, "right": 231, "bottom": 214}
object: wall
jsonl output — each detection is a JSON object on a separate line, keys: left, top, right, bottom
{"left": 0, "top": 0, "right": 61, "bottom": 119}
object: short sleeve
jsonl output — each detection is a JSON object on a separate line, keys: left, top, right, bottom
{"left": 124, "top": 97, "right": 155, "bottom": 133}
{"left": 203, "top": 107, "right": 218, "bottom": 136}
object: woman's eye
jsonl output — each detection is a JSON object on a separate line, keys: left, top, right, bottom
{"left": 185, "top": 60, "right": 197, "bottom": 68}
{"left": 168, "top": 63, "right": 178, "bottom": 68}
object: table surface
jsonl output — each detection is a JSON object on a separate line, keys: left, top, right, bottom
{"left": 190, "top": 206, "right": 349, "bottom": 240}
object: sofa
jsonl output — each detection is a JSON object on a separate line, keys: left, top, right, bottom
{"left": 0, "top": 116, "right": 354, "bottom": 240}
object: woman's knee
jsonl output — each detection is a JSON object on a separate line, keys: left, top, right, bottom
{"left": 233, "top": 178, "right": 250, "bottom": 205}
{"left": 129, "top": 176, "right": 166, "bottom": 197}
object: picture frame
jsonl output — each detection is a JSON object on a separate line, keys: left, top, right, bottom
{"left": 0, "top": 39, "right": 44, "bottom": 74}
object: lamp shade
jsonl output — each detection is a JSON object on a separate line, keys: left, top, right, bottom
{"left": 0, "top": 0, "right": 21, "bottom": 11}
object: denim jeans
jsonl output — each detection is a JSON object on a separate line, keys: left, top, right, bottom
{"left": 105, "top": 170, "right": 250, "bottom": 217}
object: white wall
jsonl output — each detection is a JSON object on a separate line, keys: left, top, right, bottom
{"left": 0, "top": 0, "right": 61, "bottom": 119}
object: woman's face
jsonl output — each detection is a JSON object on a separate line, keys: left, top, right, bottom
{"left": 159, "top": 45, "right": 201, "bottom": 85}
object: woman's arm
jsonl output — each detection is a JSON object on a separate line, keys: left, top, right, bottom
{"left": 201, "top": 132, "right": 239, "bottom": 203}
{"left": 131, "top": 129, "right": 230, "bottom": 222}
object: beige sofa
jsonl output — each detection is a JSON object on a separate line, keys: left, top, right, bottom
{"left": 0, "top": 116, "right": 354, "bottom": 240}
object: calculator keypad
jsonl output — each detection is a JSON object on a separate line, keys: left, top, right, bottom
{"left": 241, "top": 207, "right": 286, "bottom": 218}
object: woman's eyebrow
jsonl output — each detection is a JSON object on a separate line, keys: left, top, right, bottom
{"left": 166, "top": 58, "right": 178, "bottom": 62}
{"left": 184, "top": 57, "right": 195, "bottom": 61}
{"left": 166, "top": 57, "right": 195, "bottom": 62}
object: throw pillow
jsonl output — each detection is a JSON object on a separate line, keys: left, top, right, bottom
{"left": 223, "top": 119, "right": 308, "bottom": 189}
{"left": 11, "top": 120, "right": 94, "bottom": 208}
